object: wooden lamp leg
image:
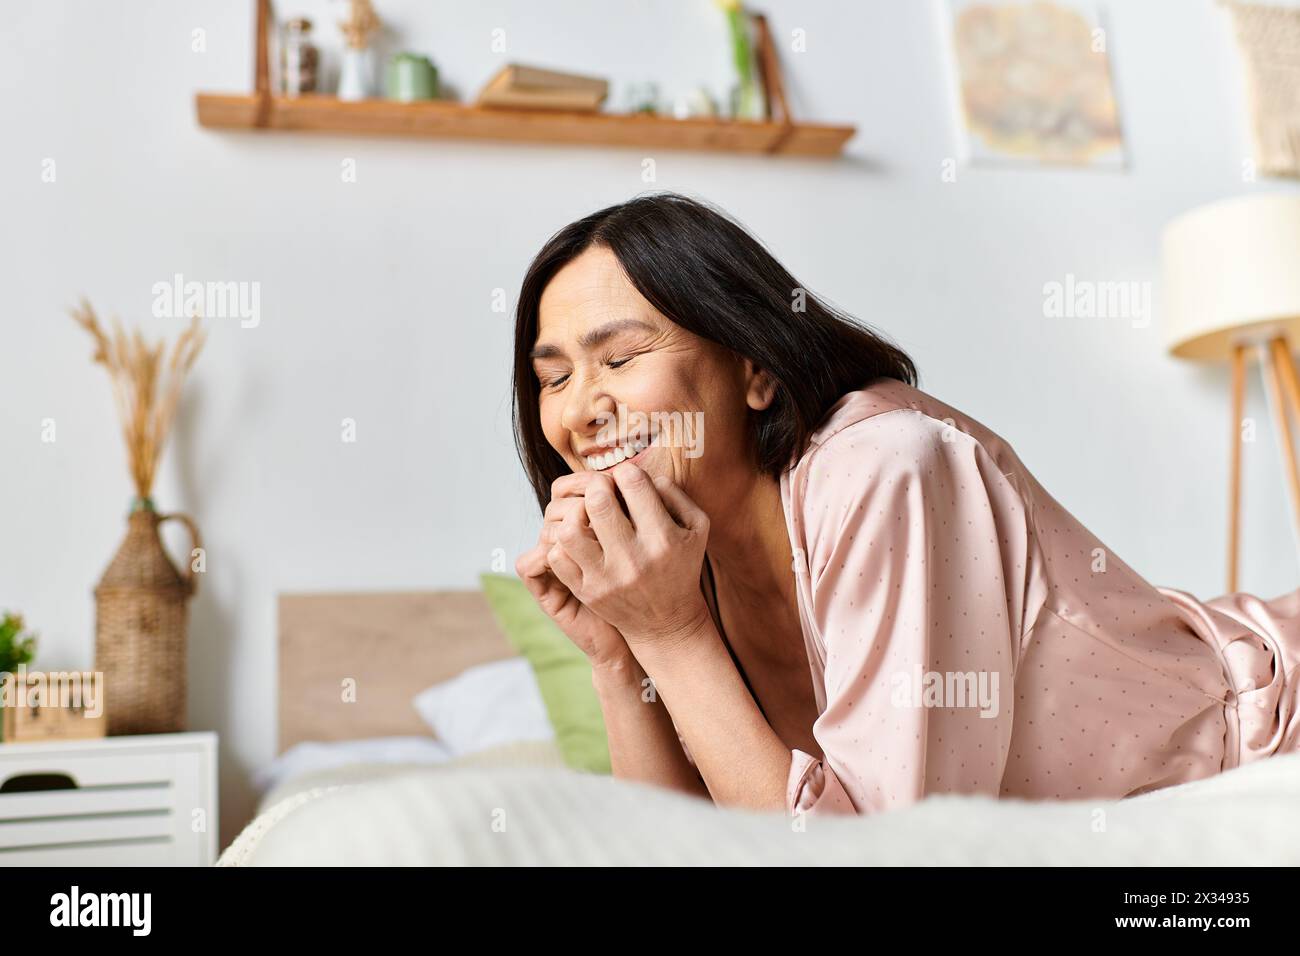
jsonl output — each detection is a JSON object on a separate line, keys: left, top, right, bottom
{"left": 1262, "top": 334, "right": 1300, "bottom": 567}
{"left": 1228, "top": 343, "right": 1246, "bottom": 593}
{"left": 1270, "top": 334, "right": 1300, "bottom": 436}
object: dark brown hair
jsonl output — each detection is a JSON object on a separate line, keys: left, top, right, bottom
{"left": 512, "top": 192, "right": 918, "bottom": 511}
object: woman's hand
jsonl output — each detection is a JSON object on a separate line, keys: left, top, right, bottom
{"left": 545, "top": 461, "right": 712, "bottom": 650}
{"left": 516, "top": 472, "right": 633, "bottom": 670}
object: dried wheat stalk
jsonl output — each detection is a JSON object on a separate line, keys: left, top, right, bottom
{"left": 70, "top": 299, "right": 205, "bottom": 500}
{"left": 339, "top": 0, "right": 381, "bottom": 50}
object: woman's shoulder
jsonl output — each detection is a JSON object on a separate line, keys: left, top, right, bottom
{"left": 798, "top": 379, "right": 972, "bottom": 462}
{"left": 782, "top": 379, "right": 1038, "bottom": 531}
{"left": 794, "top": 378, "right": 1023, "bottom": 476}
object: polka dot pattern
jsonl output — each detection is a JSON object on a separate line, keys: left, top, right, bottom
{"left": 778, "top": 379, "right": 1300, "bottom": 817}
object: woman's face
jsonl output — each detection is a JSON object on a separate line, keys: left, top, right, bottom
{"left": 531, "top": 245, "right": 772, "bottom": 508}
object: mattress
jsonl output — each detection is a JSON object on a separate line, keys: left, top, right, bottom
{"left": 222, "top": 750, "right": 1300, "bottom": 866}
{"left": 256, "top": 738, "right": 567, "bottom": 813}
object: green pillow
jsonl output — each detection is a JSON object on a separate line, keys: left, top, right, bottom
{"left": 479, "top": 573, "right": 610, "bottom": 774}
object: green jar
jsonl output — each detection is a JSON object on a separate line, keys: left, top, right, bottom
{"left": 386, "top": 53, "right": 439, "bottom": 102}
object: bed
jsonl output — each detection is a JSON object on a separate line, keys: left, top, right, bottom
{"left": 244, "top": 590, "right": 567, "bottom": 814}
{"left": 219, "top": 589, "right": 1300, "bottom": 866}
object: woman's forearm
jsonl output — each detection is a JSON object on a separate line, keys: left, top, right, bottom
{"left": 631, "top": 620, "right": 791, "bottom": 813}
{"left": 591, "top": 654, "right": 711, "bottom": 799}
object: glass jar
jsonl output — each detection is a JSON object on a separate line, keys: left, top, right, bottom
{"left": 281, "top": 18, "right": 319, "bottom": 96}
{"left": 624, "top": 81, "right": 661, "bottom": 115}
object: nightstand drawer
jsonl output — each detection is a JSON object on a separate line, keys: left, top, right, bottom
{"left": 0, "top": 809, "right": 174, "bottom": 849}
{"left": 0, "top": 732, "right": 217, "bottom": 866}
{"left": 0, "top": 783, "right": 173, "bottom": 819}
{"left": 0, "top": 840, "right": 176, "bottom": 866}
{"left": 0, "top": 751, "right": 175, "bottom": 789}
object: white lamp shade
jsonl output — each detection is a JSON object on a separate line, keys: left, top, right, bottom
{"left": 1161, "top": 193, "right": 1300, "bottom": 361}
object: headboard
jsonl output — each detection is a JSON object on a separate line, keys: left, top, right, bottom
{"left": 277, "top": 591, "right": 516, "bottom": 754}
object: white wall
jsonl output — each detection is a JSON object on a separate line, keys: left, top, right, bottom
{"left": 3, "top": 0, "right": 1297, "bottom": 845}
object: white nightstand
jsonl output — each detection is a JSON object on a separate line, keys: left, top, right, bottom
{"left": 0, "top": 732, "right": 217, "bottom": 866}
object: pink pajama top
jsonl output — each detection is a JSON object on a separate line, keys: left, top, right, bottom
{"left": 730, "top": 378, "right": 1299, "bottom": 816}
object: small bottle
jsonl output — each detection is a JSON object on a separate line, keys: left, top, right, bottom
{"left": 281, "top": 18, "right": 319, "bottom": 96}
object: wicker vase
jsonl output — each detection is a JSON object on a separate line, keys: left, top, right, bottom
{"left": 93, "top": 500, "right": 201, "bottom": 735}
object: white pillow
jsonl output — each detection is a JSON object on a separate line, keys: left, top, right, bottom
{"left": 411, "top": 657, "right": 554, "bottom": 756}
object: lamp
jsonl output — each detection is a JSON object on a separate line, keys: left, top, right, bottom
{"left": 1161, "top": 193, "right": 1300, "bottom": 591}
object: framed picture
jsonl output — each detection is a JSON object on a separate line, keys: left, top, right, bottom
{"left": 1226, "top": 0, "right": 1300, "bottom": 180}
{"left": 941, "top": 0, "right": 1127, "bottom": 168}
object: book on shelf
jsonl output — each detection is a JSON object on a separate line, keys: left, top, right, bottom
{"left": 478, "top": 63, "right": 609, "bottom": 112}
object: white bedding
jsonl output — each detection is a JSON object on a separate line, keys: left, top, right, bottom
{"left": 220, "top": 751, "right": 1300, "bottom": 866}
{"left": 254, "top": 659, "right": 560, "bottom": 812}
{"left": 254, "top": 737, "right": 454, "bottom": 811}
{"left": 253, "top": 738, "right": 567, "bottom": 813}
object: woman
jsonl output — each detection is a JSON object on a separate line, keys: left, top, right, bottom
{"left": 513, "top": 192, "right": 1299, "bottom": 817}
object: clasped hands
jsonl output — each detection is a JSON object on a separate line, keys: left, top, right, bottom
{"left": 515, "top": 461, "right": 713, "bottom": 663}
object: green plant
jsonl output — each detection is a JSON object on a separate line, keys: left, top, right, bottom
{"left": 0, "top": 613, "right": 37, "bottom": 676}
{"left": 718, "top": 0, "right": 761, "bottom": 120}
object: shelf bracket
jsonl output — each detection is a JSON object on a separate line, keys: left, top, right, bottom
{"left": 254, "top": 0, "right": 272, "bottom": 128}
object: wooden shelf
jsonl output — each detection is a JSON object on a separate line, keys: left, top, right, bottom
{"left": 194, "top": 93, "right": 856, "bottom": 157}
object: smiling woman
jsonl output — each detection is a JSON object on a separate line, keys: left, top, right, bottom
{"left": 510, "top": 192, "right": 1300, "bottom": 818}
{"left": 512, "top": 194, "right": 916, "bottom": 507}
